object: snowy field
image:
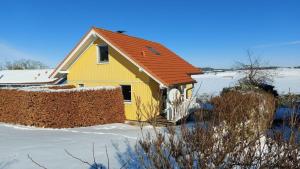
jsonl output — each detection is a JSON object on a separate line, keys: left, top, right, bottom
{"left": 0, "top": 123, "right": 149, "bottom": 169}
{"left": 192, "top": 68, "right": 300, "bottom": 96}
{"left": 0, "top": 68, "right": 299, "bottom": 168}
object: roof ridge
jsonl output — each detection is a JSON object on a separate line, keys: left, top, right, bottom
{"left": 92, "top": 26, "right": 161, "bottom": 45}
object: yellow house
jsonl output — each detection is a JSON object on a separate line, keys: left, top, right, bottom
{"left": 51, "top": 27, "right": 202, "bottom": 122}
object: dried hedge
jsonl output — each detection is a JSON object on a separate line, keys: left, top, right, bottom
{"left": 0, "top": 87, "right": 125, "bottom": 128}
{"left": 211, "top": 90, "right": 276, "bottom": 134}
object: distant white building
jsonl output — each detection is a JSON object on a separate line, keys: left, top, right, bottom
{"left": 0, "top": 69, "right": 65, "bottom": 87}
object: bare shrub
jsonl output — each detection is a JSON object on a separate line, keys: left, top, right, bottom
{"left": 278, "top": 94, "right": 300, "bottom": 108}
{"left": 236, "top": 50, "right": 275, "bottom": 88}
{"left": 28, "top": 143, "right": 124, "bottom": 169}
{"left": 132, "top": 89, "right": 300, "bottom": 168}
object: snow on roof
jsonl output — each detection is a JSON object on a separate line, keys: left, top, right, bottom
{"left": 0, "top": 69, "right": 57, "bottom": 84}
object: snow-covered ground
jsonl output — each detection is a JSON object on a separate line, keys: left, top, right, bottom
{"left": 0, "top": 123, "right": 149, "bottom": 169}
{"left": 193, "top": 68, "right": 300, "bottom": 96}
{"left": 1, "top": 68, "right": 299, "bottom": 168}
{"left": 0, "top": 69, "right": 56, "bottom": 84}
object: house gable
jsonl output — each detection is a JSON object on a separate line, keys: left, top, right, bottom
{"left": 51, "top": 27, "right": 202, "bottom": 87}
{"left": 52, "top": 28, "right": 166, "bottom": 88}
{"left": 67, "top": 38, "right": 152, "bottom": 86}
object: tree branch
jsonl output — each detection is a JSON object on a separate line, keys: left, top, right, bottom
{"left": 27, "top": 154, "right": 48, "bottom": 169}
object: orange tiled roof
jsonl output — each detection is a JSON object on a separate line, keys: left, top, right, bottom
{"left": 93, "top": 27, "right": 202, "bottom": 86}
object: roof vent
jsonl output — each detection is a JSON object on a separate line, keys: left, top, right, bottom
{"left": 141, "top": 51, "right": 146, "bottom": 56}
{"left": 146, "top": 46, "right": 160, "bottom": 55}
{"left": 116, "top": 30, "right": 126, "bottom": 34}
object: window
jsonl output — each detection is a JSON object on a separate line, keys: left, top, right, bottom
{"left": 98, "top": 45, "right": 109, "bottom": 63}
{"left": 78, "top": 84, "right": 84, "bottom": 88}
{"left": 121, "top": 85, "right": 131, "bottom": 102}
{"left": 146, "top": 46, "right": 160, "bottom": 55}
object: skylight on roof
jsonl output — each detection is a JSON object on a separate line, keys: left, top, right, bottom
{"left": 146, "top": 46, "right": 160, "bottom": 55}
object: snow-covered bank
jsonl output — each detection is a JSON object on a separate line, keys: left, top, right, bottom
{"left": 193, "top": 68, "right": 300, "bottom": 96}
{"left": 0, "top": 123, "right": 147, "bottom": 169}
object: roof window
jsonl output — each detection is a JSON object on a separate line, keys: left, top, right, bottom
{"left": 146, "top": 46, "right": 160, "bottom": 55}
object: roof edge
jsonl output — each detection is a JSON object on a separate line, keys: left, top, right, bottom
{"left": 50, "top": 27, "right": 95, "bottom": 78}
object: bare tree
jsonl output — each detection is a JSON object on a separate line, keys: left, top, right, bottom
{"left": 236, "top": 50, "right": 274, "bottom": 87}
{"left": 3, "top": 59, "right": 48, "bottom": 70}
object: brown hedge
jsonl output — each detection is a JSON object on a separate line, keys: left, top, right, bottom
{"left": 0, "top": 88, "right": 125, "bottom": 128}
{"left": 211, "top": 90, "right": 276, "bottom": 132}
{"left": 45, "top": 85, "right": 76, "bottom": 90}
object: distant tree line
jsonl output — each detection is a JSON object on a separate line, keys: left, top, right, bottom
{"left": 295, "top": 66, "right": 300, "bottom": 69}
{"left": 201, "top": 67, "right": 234, "bottom": 72}
{"left": 0, "top": 59, "right": 48, "bottom": 70}
{"left": 201, "top": 66, "right": 283, "bottom": 73}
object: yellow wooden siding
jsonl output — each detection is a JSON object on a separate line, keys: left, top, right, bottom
{"left": 67, "top": 39, "right": 160, "bottom": 121}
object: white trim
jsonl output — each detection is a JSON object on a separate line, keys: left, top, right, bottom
{"left": 96, "top": 62, "right": 109, "bottom": 65}
{"left": 124, "top": 100, "right": 132, "bottom": 104}
{"left": 51, "top": 30, "right": 97, "bottom": 78}
{"left": 59, "top": 71, "right": 69, "bottom": 74}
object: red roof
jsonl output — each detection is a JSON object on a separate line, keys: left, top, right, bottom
{"left": 93, "top": 27, "right": 202, "bottom": 86}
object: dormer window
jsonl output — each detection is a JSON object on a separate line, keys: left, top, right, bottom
{"left": 97, "top": 45, "right": 109, "bottom": 63}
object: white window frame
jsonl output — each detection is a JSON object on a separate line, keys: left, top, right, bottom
{"left": 97, "top": 45, "right": 109, "bottom": 64}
